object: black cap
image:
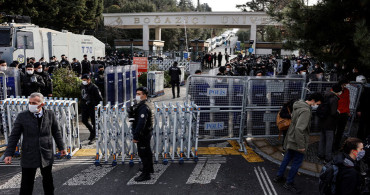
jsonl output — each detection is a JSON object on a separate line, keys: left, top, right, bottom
{"left": 98, "top": 65, "right": 104, "bottom": 69}
{"left": 136, "top": 87, "right": 148, "bottom": 95}
{"left": 81, "top": 74, "right": 91, "bottom": 80}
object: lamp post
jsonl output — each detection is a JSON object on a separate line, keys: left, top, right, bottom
{"left": 130, "top": 39, "right": 133, "bottom": 59}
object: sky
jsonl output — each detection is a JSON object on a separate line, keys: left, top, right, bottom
{"left": 197, "top": 0, "right": 319, "bottom": 12}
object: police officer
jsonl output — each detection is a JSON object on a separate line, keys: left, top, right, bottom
{"left": 81, "top": 55, "right": 91, "bottom": 75}
{"left": 129, "top": 87, "right": 154, "bottom": 182}
{"left": 21, "top": 64, "right": 45, "bottom": 97}
{"left": 81, "top": 74, "right": 103, "bottom": 145}
{"left": 94, "top": 65, "right": 105, "bottom": 97}
{"left": 169, "top": 61, "right": 181, "bottom": 99}
{"left": 60, "top": 54, "right": 71, "bottom": 69}
{"left": 47, "top": 56, "right": 59, "bottom": 75}
{"left": 34, "top": 62, "right": 53, "bottom": 97}
{"left": 71, "top": 58, "right": 82, "bottom": 76}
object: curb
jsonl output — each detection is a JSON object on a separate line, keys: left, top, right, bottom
{"left": 246, "top": 139, "right": 320, "bottom": 178}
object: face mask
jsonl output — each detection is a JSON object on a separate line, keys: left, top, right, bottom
{"left": 301, "top": 72, "right": 306, "bottom": 75}
{"left": 82, "top": 81, "right": 88, "bottom": 85}
{"left": 353, "top": 150, "right": 366, "bottom": 161}
{"left": 311, "top": 104, "right": 318, "bottom": 109}
{"left": 353, "top": 69, "right": 356, "bottom": 73}
{"left": 29, "top": 104, "right": 40, "bottom": 113}
{"left": 317, "top": 74, "right": 323, "bottom": 79}
{"left": 135, "top": 95, "right": 141, "bottom": 103}
{"left": 27, "top": 70, "right": 34, "bottom": 75}
{"left": 226, "top": 68, "right": 230, "bottom": 71}
{"left": 0, "top": 66, "right": 7, "bottom": 71}
{"left": 345, "top": 84, "right": 350, "bottom": 88}
{"left": 37, "top": 68, "right": 43, "bottom": 73}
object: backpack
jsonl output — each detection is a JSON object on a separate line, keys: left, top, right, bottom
{"left": 276, "top": 110, "right": 291, "bottom": 140}
{"left": 319, "top": 161, "right": 339, "bottom": 195}
{"left": 316, "top": 98, "right": 330, "bottom": 119}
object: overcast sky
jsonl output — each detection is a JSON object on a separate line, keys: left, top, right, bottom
{"left": 197, "top": 0, "right": 319, "bottom": 12}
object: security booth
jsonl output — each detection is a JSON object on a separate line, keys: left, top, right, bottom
{"left": 114, "top": 39, "right": 164, "bottom": 57}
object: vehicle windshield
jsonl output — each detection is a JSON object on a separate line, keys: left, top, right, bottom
{"left": 0, "top": 28, "right": 11, "bottom": 47}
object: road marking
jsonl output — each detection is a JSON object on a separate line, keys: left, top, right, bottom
{"left": 254, "top": 166, "right": 277, "bottom": 195}
{"left": 63, "top": 165, "right": 115, "bottom": 186}
{"left": 186, "top": 162, "right": 221, "bottom": 184}
{"left": 127, "top": 164, "right": 169, "bottom": 185}
{"left": 228, "top": 140, "right": 264, "bottom": 162}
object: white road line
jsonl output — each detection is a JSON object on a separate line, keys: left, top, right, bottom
{"left": 63, "top": 165, "right": 115, "bottom": 186}
{"left": 254, "top": 167, "right": 267, "bottom": 195}
{"left": 186, "top": 162, "right": 221, "bottom": 184}
{"left": 127, "top": 164, "right": 169, "bottom": 185}
{"left": 258, "top": 166, "right": 273, "bottom": 195}
{"left": 262, "top": 167, "right": 278, "bottom": 195}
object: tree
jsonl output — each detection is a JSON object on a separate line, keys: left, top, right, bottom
{"left": 269, "top": 0, "right": 370, "bottom": 72}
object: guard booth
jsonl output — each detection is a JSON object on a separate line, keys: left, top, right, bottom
{"left": 104, "top": 65, "right": 138, "bottom": 105}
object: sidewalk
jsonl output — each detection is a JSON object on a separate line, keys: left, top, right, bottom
{"left": 248, "top": 135, "right": 323, "bottom": 177}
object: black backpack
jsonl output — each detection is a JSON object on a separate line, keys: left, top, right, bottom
{"left": 316, "top": 97, "right": 330, "bottom": 119}
{"left": 319, "top": 161, "right": 339, "bottom": 195}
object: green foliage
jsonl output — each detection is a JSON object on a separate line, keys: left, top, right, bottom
{"left": 269, "top": 0, "right": 370, "bottom": 72}
{"left": 236, "top": 30, "right": 250, "bottom": 43}
{"left": 164, "top": 71, "right": 171, "bottom": 88}
{"left": 52, "top": 68, "right": 82, "bottom": 99}
{"left": 138, "top": 72, "right": 147, "bottom": 87}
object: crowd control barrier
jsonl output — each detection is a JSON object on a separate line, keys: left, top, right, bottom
{"left": 94, "top": 101, "right": 200, "bottom": 166}
{"left": 0, "top": 68, "right": 21, "bottom": 100}
{"left": 147, "top": 71, "right": 165, "bottom": 97}
{"left": 0, "top": 97, "right": 81, "bottom": 160}
{"left": 105, "top": 65, "right": 138, "bottom": 104}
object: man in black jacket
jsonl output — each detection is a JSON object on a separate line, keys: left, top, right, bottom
{"left": 81, "top": 74, "right": 103, "bottom": 144}
{"left": 4, "top": 92, "right": 66, "bottom": 195}
{"left": 34, "top": 62, "right": 53, "bottom": 97}
{"left": 169, "top": 62, "right": 181, "bottom": 99}
{"left": 218, "top": 52, "right": 223, "bottom": 67}
{"left": 71, "top": 58, "right": 82, "bottom": 77}
{"left": 130, "top": 87, "right": 154, "bottom": 182}
{"left": 81, "top": 55, "right": 91, "bottom": 75}
{"left": 318, "top": 84, "right": 342, "bottom": 162}
{"left": 94, "top": 65, "right": 105, "bottom": 97}
{"left": 21, "top": 64, "right": 45, "bottom": 97}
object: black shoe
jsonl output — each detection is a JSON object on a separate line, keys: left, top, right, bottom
{"left": 88, "top": 138, "right": 96, "bottom": 145}
{"left": 138, "top": 168, "right": 154, "bottom": 173}
{"left": 273, "top": 176, "right": 286, "bottom": 183}
{"left": 177, "top": 95, "right": 180, "bottom": 98}
{"left": 134, "top": 173, "right": 151, "bottom": 182}
{"left": 173, "top": 97, "right": 175, "bottom": 99}
{"left": 283, "top": 183, "right": 302, "bottom": 194}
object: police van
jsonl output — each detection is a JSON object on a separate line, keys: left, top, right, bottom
{"left": 0, "top": 21, "right": 105, "bottom": 65}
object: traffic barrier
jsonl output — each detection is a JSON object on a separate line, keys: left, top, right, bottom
{"left": 94, "top": 101, "right": 200, "bottom": 166}
{"left": 104, "top": 65, "right": 138, "bottom": 104}
{"left": 147, "top": 71, "right": 165, "bottom": 97}
{"left": 0, "top": 97, "right": 81, "bottom": 160}
{"left": 148, "top": 59, "right": 190, "bottom": 72}
{"left": 0, "top": 68, "right": 21, "bottom": 100}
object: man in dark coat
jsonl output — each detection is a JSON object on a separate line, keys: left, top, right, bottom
{"left": 4, "top": 92, "right": 66, "bottom": 194}
{"left": 318, "top": 84, "right": 342, "bottom": 162}
{"left": 81, "top": 74, "right": 103, "bottom": 144}
{"left": 21, "top": 64, "right": 45, "bottom": 97}
{"left": 218, "top": 52, "right": 223, "bottom": 67}
{"left": 129, "top": 87, "right": 154, "bottom": 182}
{"left": 81, "top": 55, "right": 91, "bottom": 75}
{"left": 34, "top": 62, "right": 53, "bottom": 97}
{"left": 169, "top": 62, "right": 181, "bottom": 99}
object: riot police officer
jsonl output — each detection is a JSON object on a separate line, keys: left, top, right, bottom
{"left": 60, "top": 54, "right": 71, "bottom": 69}
{"left": 128, "top": 87, "right": 154, "bottom": 182}
{"left": 169, "top": 62, "right": 181, "bottom": 99}
{"left": 71, "top": 58, "right": 82, "bottom": 76}
{"left": 34, "top": 62, "right": 53, "bottom": 97}
{"left": 81, "top": 55, "right": 91, "bottom": 75}
{"left": 81, "top": 74, "right": 103, "bottom": 145}
{"left": 21, "top": 64, "right": 45, "bottom": 97}
{"left": 94, "top": 65, "right": 105, "bottom": 97}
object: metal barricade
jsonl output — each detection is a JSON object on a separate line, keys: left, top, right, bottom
{"left": 0, "top": 97, "right": 80, "bottom": 159}
{"left": 94, "top": 101, "right": 200, "bottom": 166}
{"left": 147, "top": 71, "right": 165, "bottom": 97}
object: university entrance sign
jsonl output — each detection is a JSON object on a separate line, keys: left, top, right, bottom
{"left": 103, "top": 12, "right": 279, "bottom": 53}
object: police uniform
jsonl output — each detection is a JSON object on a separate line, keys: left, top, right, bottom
{"left": 81, "top": 59, "right": 91, "bottom": 75}
{"left": 131, "top": 99, "right": 154, "bottom": 179}
{"left": 35, "top": 70, "right": 53, "bottom": 97}
{"left": 169, "top": 64, "right": 181, "bottom": 98}
{"left": 81, "top": 81, "right": 103, "bottom": 141}
{"left": 94, "top": 70, "right": 105, "bottom": 97}
{"left": 21, "top": 73, "right": 45, "bottom": 97}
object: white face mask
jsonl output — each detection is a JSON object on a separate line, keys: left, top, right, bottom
{"left": 37, "top": 68, "right": 43, "bottom": 73}
{"left": 345, "top": 84, "right": 350, "bottom": 88}
{"left": 311, "top": 104, "right": 318, "bottom": 109}
{"left": 301, "top": 72, "right": 306, "bottom": 75}
{"left": 226, "top": 68, "right": 230, "bottom": 71}
{"left": 82, "top": 81, "right": 88, "bottom": 85}
{"left": 0, "top": 66, "right": 7, "bottom": 71}
{"left": 29, "top": 104, "right": 40, "bottom": 113}
{"left": 135, "top": 95, "right": 141, "bottom": 102}
{"left": 27, "top": 70, "right": 34, "bottom": 75}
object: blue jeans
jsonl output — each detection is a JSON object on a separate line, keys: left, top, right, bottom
{"left": 277, "top": 149, "right": 305, "bottom": 184}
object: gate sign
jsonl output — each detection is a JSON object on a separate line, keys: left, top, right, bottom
{"left": 207, "top": 88, "right": 227, "bottom": 96}
{"left": 133, "top": 57, "right": 148, "bottom": 75}
{"left": 204, "top": 122, "right": 224, "bottom": 130}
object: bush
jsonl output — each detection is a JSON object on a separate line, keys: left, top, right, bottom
{"left": 52, "top": 68, "right": 81, "bottom": 99}
{"left": 164, "top": 70, "right": 171, "bottom": 88}
{"left": 138, "top": 72, "right": 147, "bottom": 87}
